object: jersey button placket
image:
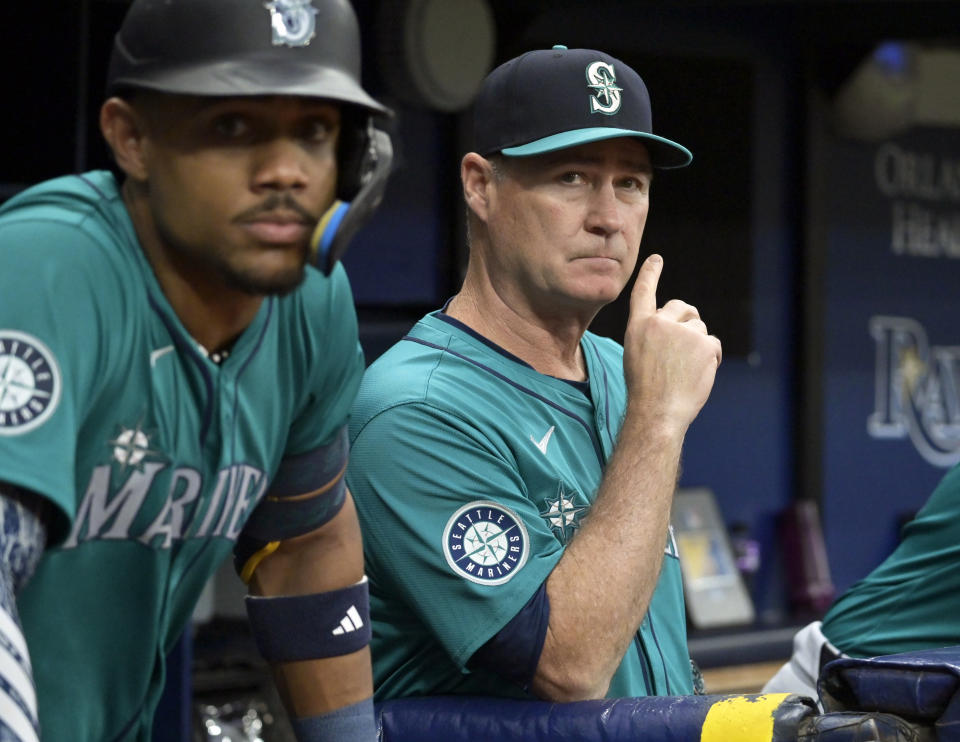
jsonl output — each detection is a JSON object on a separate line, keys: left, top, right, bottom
{"left": 220, "top": 376, "right": 234, "bottom": 426}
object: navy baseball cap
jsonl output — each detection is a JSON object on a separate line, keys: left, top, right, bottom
{"left": 472, "top": 45, "right": 692, "bottom": 169}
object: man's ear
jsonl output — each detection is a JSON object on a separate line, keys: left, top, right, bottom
{"left": 461, "top": 152, "right": 496, "bottom": 223}
{"left": 99, "top": 97, "right": 150, "bottom": 181}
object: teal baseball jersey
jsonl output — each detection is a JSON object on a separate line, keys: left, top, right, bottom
{"left": 822, "top": 462, "right": 960, "bottom": 657}
{"left": 0, "top": 171, "right": 365, "bottom": 740}
{"left": 347, "top": 311, "right": 692, "bottom": 701}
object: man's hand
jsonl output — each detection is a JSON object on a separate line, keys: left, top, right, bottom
{"left": 623, "top": 254, "right": 722, "bottom": 432}
{"left": 533, "top": 255, "right": 721, "bottom": 702}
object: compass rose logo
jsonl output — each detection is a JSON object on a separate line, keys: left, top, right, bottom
{"left": 0, "top": 331, "right": 61, "bottom": 436}
{"left": 539, "top": 482, "right": 588, "bottom": 544}
{"left": 264, "top": 0, "right": 318, "bottom": 47}
{"left": 108, "top": 419, "right": 163, "bottom": 471}
{"left": 443, "top": 501, "right": 529, "bottom": 585}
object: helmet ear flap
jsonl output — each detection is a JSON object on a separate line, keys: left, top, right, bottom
{"left": 314, "top": 114, "right": 394, "bottom": 275}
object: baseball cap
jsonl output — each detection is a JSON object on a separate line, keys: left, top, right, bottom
{"left": 472, "top": 45, "right": 692, "bottom": 169}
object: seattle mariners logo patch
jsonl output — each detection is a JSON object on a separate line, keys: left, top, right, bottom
{"left": 0, "top": 331, "right": 61, "bottom": 436}
{"left": 586, "top": 61, "right": 623, "bottom": 115}
{"left": 443, "top": 501, "right": 529, "bottom": 585}
{"left": 264, "top": 0, "right": 318, "bottom": 47}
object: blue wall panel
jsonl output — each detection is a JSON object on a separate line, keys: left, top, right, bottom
{"left": 815, "top": 127, "right": 960, "bottom": 591}
{"left": 342, "top": 107, "right": 453, "bottom": 307}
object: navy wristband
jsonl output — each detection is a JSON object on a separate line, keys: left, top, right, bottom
{"left": 246, "top": 578, "right": 371, "bottom": 662}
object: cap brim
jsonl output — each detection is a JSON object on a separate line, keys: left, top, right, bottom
{"left": 501, "top": 127, "right": 692, "bottom": 169}
{"left": 111, "top": 61, "right": 392, "bottom": 117}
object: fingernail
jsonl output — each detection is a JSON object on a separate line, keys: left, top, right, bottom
{"left": 648, "top": 254, "right": 662, "bottom": 265}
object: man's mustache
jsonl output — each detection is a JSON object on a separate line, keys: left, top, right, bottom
{"left": 234, "top": 193, "right": 319, "bottom": 224}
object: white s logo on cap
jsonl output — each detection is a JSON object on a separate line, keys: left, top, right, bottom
{"left": 586, "top": 61, "right": 623, "bottom": 115}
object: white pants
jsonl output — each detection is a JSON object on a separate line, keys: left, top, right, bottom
{"left": 762, "top": 621, "right": 844, "bottom": 709}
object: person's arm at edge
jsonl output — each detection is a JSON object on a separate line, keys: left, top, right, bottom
{"left": 0, "top": 484, "right": 49, "bottom": 742}
{"left": 247, "top": 489, "right": 372, "bottom": 717}
{"left": 532, "top": 255, "right": 722, "bottom": 701}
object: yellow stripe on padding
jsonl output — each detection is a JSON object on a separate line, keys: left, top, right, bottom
{"left": 239, "top": 541, "right": 281, "bottom": 584}
{"left": 701, "top": 693, "right": 793, "bottom": 742}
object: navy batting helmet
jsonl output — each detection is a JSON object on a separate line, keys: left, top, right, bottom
{"left": 106, "top": 0, "right": 387, "bottom": 115}
{"left": 106, "top": 0, "right": 393, "bottom": 274}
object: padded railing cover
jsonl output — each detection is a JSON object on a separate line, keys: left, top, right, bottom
{"left": 376, "top": 693, "right": 817, "bottom": 742}
{"left": 820, "top": 646, "right": 960, "bottom": 741}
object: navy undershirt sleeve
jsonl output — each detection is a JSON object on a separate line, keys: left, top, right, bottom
{"left": 468, "top": 582, "right": 550, "bottom": 693}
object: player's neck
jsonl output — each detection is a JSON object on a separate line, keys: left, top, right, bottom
{"left": 447, "top": 285, "right": 588, "bottom": 382}
{"left": 159, "top": 271, "right": 261, "bottom": 356}
{"left": 123, "top": 183, "right": 263, "bottom": 354}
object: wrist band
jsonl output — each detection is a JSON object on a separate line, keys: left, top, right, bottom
{"left": 291, "top": 697, "right": 376, "bottom": 742}
{"left": 246, "top": 577, "right": 370, "bottom": 662}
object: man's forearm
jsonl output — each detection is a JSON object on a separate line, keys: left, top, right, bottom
{"left": 248, "top": 492, "right": 374, "bottom": 730}
{"left": 534, "top": 417, "right": 685, "bottom": 700}
{"left": 531, "top": 257, "right": 721, "bottom": 701}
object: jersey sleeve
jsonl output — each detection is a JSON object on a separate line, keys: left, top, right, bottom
{"left": 281, "top": 263, "right": 365, "bottom": 459}
{"left": 0, "top": 217, "right": 124, "bottom": 542}
{"left": 239, "top": 265, "right": 365, "bottom": 551}
{"left": 821, "top": 462, "right": 960, "bottom": 657}
{"left": 348, "top": 401, "right": 565, "bottom": 668}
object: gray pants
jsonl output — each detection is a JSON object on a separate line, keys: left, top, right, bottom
{"left": 762, "top": 621, "right": 845, "bottom": 710}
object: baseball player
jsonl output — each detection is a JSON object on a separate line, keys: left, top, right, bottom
{"left": 347, "top": 46, "right": 722, "bottom": 701}
{"left": 0, "top": 1, "right": 391, "bottom": 740}
{"left": 764, "top": 461, "right": 960, "bottom": 704}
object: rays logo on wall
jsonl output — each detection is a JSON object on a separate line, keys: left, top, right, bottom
{"left": 869, "top": 315, "right": 960, "bottom": 467}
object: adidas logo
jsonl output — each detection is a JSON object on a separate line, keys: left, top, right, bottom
{"left": 332, "top": 605, "right": 364, "bottom": 635}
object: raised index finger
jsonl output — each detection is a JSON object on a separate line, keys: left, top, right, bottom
{"left": 631, "top": 254, "right": 663, "bottom": 319}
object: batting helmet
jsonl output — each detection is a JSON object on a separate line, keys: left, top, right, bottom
{"left": 106, "top": 0, "right": 393, "bottom": 274}
{"left": 106, "top": 0, "right": 387, "bottom": 114}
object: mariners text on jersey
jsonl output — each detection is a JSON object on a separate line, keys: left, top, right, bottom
{"left": 64, "top": 460, "right": 267, "bottom": 550}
